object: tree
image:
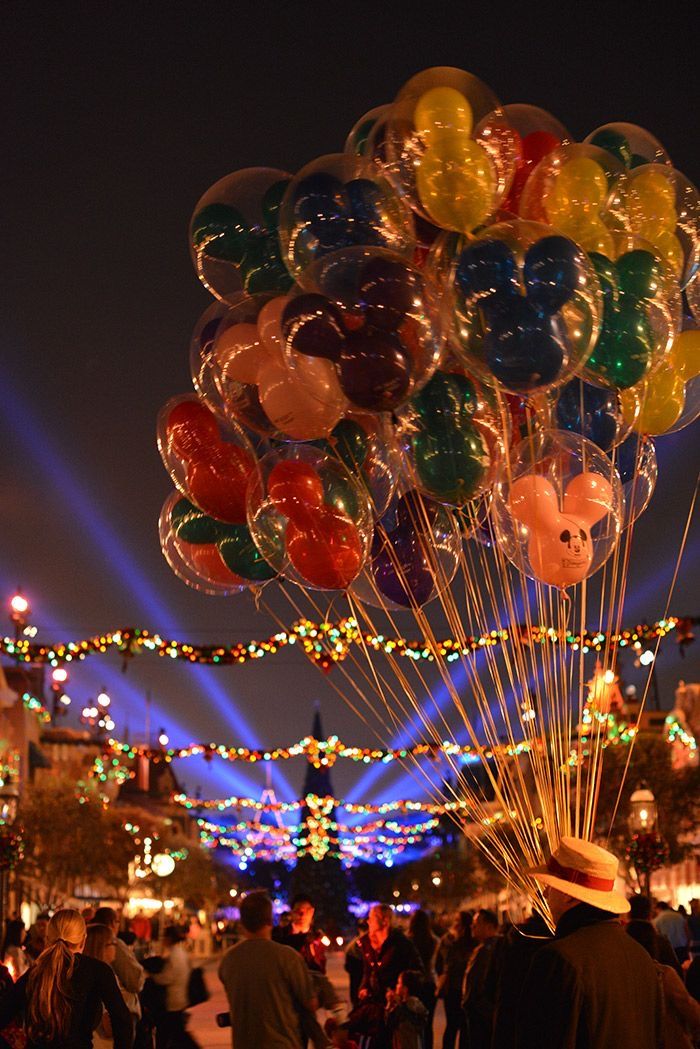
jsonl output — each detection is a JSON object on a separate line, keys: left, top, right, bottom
{"left": 18, "top": 778, "right": 136, "bottom": 908}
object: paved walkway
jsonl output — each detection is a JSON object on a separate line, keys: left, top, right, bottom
{"left": 187, "top": 952, "right": 447, "bottom": 1045}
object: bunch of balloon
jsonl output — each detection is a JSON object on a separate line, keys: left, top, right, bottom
{"left": 382, "top": 66, "right": 517, "bottom": 233}
{"left": 189, "top": 168, "right": 293, "bottom": 301}
{"left": 617, "top": 165, "right": 700, "bottom": 287}
{"left": 282, "top": 248, "right": 443, "bottom": 412}
{"left": 350, "top": 490, "right": 462, "bottom": 610}
{"left": 491, "top": 430, "right": 624, "bottom": 589}
{"left": 396, "top": 368, "right": 500, "bottom": 507}
{"left": 159, "top": 492, "right": 276, "bottom": 594}
{"left": 584, "top": 122, "right": 671, "bottom": 170}
{"left": 311, "top": 414, "right": 400, "bottom": 518}
{"left": 157, "top": 396, "right": 257, "bottom": 524}
{"left": 583, "top": 237, "right": 681, "bottom": 390}
{"left": 191, "top": 292, "right": 347, "bottom": 441}
{"left": 277, "top": 153, "right": 415, "bottom": 281}
{"left": 430, "top": 220, "right": 602, "bottom": 395}
{"left": 499, "top": 105, "right": 570, "bottom": 215}
{"left": 620, "top": 324, "right": 700, "bottom": 436}
{"left": 246, "top": 447, "right": 373, "bottom": 591}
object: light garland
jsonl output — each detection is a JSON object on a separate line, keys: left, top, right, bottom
{"left": 664, "top": 713, "right": 698, "bottom": 753}
{"left": 0, "top": 616, "right": 691, "bottom": 671}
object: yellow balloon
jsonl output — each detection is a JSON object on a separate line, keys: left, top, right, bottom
{"left": 637, "top": 227, "right": 684, "bottom": 277}
{"left": 632, "top": 363, "right": 685, "bottom": 434}
{"left": 416, "top": 135, "right": 494, "bottom": 232}
{"left": 552, "top": 214, "right": 614, "bottom": 258}
{"left": 414, "top": 86, "right": 473, "bottom": 142}
{"left": 670, "top": 328, "right": 700, "bottom": 381}
{"left": 545, "top": 157, "right": 609, "bottom": 226}
{"left": 630, "top": 168, "right": 676, "bottom": 211}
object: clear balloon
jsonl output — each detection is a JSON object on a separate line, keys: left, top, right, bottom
{"left": 519, "top": 144, "right": 626, "bottom": 255}
{"left": 311, "top": 412, "right": 401, "bottom": 517}
{"left": 159, "top": 492, "right": 248, "bottom": 596}
{"left": 282, "top": 247, "right": 444, "bottom": 412}
{"left": 553, "top": 377, "right": 635, "bottom": 452}
{"left": 349, "top": 489, "right": 462, "bottom": 610}
{"left": 582, "top": 233, "right": 681, "bottom": 391}
{"left": 585, "top": 123, "right": 671, "bottom": 170}
{"left": 430, "top": 219, "right": 602, "bottom": 395}
{"left": 616, "top": 165, "right": 700, "bottom": 289}
{"left": 612, "top": 433, "right": 657, "bottom": 528}
{"left": 621, "top": 323, "right": 700, "bottom": 434}
{"left": 383, "top": 66, "right": 516, "bottom": 232}
{"left": 156, "top": 395, "right": 258, "bottom": 524}
{"left": 396, "top": 368, "right": 501, "bottom": 506}
{"left": 247, "top": 445, "right": 373, "bottom": 591}
{"left": 278, "top": 154, "right": 415, "bottom": 282}
{"left": 344, "top": 105, "right": 391, "bottom": 158}
{"left": 189, "top": 168, "right": 294, "bottom": 301}
{"left": 499, "top": 104, "right": 571, "bottom": 215}
{"left": 491, "top": 429, "right": 623, "bottom": 588}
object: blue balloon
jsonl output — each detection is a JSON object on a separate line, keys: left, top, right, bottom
{"left": 345, "top": 177, "right": 384, "bottom": 226}
{"left": 293, "top": 172, "right": 350, "bottom": 224}
{"left": 523, "top": 235, "right": 580, "bottom": 315}
{"left": 615, "top": 432, "right": 643, "bottom": 485}
{"left": 456, "top": 239, "right": 518, "bottom": 300}
{"left": 371, "top": 525, "right": 433, "bottom": 608}
{"left": 484, "top": 299, "right": 564, "bottom": 390}
{"left": 556, "top": 379, "right": 620, "bottom": 452}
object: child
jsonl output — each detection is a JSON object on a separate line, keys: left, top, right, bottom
{"left": 385, "top": 970, "right": 428, "bottom": 1049}
{"left": 325, "top": 1017, "right": 360, "bottom": 1048}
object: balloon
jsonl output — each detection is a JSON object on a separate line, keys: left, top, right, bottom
{"left": 313, "top": 413, "right": 400, "bottom": 517}
{"left": 359, "top": 256, "right": 422, "bottom": 331}
{"left": 339, "top": 330, "right": 412, "bottom": 411}
{"left": 344, "top": 104, "right": 390, "bottom": 158}
{"left": 189, "top": 168, "right": 293, "bottom": 302}
{"left": 554, "top": 378, "right": 630, "bottom": 452}
{"left": 491, "top": 430, "right": 623, "bottom": 588}
{"left": 159, "top": 492, "right": 247, "bottom": 596}
{"left": 282, "top": 293, "right": 346, "bottom": 361}
{"left": 585, "top": 123, "right": 670, "bottom": 169}
{"left": 216, "top": 523, "right": 278, "bottom": 582}
{"left": 622, "top": 362, "right": 685, "bottom": 434}
{"left": 279, "top": 154, "right": 415, "bottom": 281}
{"left": 499, "top": 105, "right": 570, "bottom": 214}
{"left": 431, "top": 219, "right": 602, "bottom": 395}
{"left": 214, "top": 322, "right": 264, "bottom": 385}
{"left": 170, "top": 498, "right": 221, "bottom": 544}
{"left": 384, "top": 67, "right": 516, "bottom": 230}
{"left": 258, "top": 358, "right": 345, "bottom": 441}
{"left": 613, "top": 433, "right": 657, "bottom": 527}
{"left": 371, "top": 526, "right": 434, "bottom": 607}
{"left": 620, "top": 165, "right": 699, "bottom": 285}
{"left": 157, "top": 395, "right": 258, "bottom": 523}
{"left": 247, "top": 445, "right": 373, "bottom": 591}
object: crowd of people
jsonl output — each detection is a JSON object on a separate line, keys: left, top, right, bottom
{"left": 0, "top": 835, "right": 699, "bottom": 1047}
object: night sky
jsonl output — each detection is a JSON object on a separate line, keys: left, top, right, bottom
{"left": 2, "top": 5, "right": 698, "bottom": 812}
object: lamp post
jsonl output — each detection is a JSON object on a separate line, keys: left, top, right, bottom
{"left": 0, "top": 778, "right": 19, "bottom": 937}
{"left": 9, "top": 592, "right": 30, "bottom": 646}
{"left": 627, "top": 783, "right": 665, "bottom": 895}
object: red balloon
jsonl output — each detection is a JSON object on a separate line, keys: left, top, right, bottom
{"left": 187, "top": 444, "right": 256, "bottom": 523}
{"left": 176, "top": 540, "right": 245, "bottom": 587}
{"left": 166, "top": 401, "right": 220, "bottom": 462}
{"left": 269, "top": 460, "right": 325, "bottom": 523}
{"left": 502, "top": 130, "right": 561, "bottom": 215}
{"left": 286, "top": 506, "right": 363, "bottom": 589}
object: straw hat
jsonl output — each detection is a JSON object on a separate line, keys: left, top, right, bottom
{"left": 528, "top": 836, "right": 630, "bottom": 914}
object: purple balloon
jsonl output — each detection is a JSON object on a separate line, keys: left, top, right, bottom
{"left": 339, "top": 329, "right": 411, "bottom": 411}
{"left": 372, "top": 525, "right": 433, "bottom": 608}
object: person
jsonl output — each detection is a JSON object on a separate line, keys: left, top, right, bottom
{"left": 435, "top": 911, "right": 473, "bottom": 1049}
{"left": 462, "top": 909, "right": 502, "bottom": 1048}
{"left": 406, "top": 910, "right": 438, "bottom": 1049}
{"left": 688, "top": 898, "right": 700, "bottom": 959}
{"left": 626, "top": 894, "right": 682, "bottom": 974}
{"left": 491, "top": 910, "right": 550, "bottom": 1049}
{"left": 24, "top": 914, "right": 49, "bottom": 962}
{"left": 1, "top": 920, "right": 29, "bottom": 981}
{"left": 626, "top": 919, "right": 700, "bottom": 1048}
{"left": 0, "top": 908, "right": 133, "bottom": 1048}
{"left": 325, "top": 1018, "right": 359, "bottom": 1049}
{"left": 349, "top": 904, "right": 423, "bottom": 1048}
{"left": 344, "top": 920, "right": 368, "bottom": 1008}
{"left": 654, "top": 899, "right": 690, "bottom": 962}
{"left": 84, "top": 923, "right": 123, "bottom": 1048}
{"left": 218, "top": 889, "right": 318, "bottom": 1049}
{"left": 385, "top": 970, "right": 427, "bottom": 1049}
{"left": 274, "top": 894, "right": 327, "bottom": 975}
{"left": 152, "top": 925, "right": 199, "bottom": 1048}
{"left": 91, "top": 907, "right": 146, "bottom": 1022}
{"left": 513, "top": 837, "right": 663, "bottom": 1049}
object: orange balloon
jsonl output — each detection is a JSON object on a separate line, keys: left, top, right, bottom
{"left": 563, "top": 472, "right": 613, "bottom": 527}
{"left": 286, "top": 507, "right": 363, "bottom": 589}
{"left": 509, "top": 475, "right": 559, "bottom": 532}
{"left": 215, "top": 322, "right": 263, "bottom": 385}
{"left": 176, "top": 540, "right": 244, "bottom": 588}
{"left": 166, "top": 401, "right": 219, "bottom": 462}
{"left": 258, "top": 361, "right": 343, "bottom": 440}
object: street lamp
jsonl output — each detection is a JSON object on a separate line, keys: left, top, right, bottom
{"left": 627, "top": 783, "right": 666, "bottom": 896}
{"left": 629, "top": 785, "right": 657, "bottom": 833}
{"left": 9, "top": 592, "right": 30, "bottom": 644}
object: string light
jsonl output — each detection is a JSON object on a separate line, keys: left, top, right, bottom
{"left": 0, "top": 616, "right": 691, "bottom": 670}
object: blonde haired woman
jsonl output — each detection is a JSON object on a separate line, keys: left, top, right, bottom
{"left": 0, "top": 909, "right": 133, "bottom": 1048}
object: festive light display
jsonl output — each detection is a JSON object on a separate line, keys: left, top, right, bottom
{"left": 664, "top": 712, "right": 698, "bottom": 753}
{"left": 0, "top": 616, "right": 691, "bottom": 671}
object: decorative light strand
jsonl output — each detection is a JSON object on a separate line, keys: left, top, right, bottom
{"left": 0, "top": 616, "right": 691, "bottom": 671}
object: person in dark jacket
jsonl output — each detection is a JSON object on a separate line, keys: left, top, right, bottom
{"left": 491, "top": 911, "right": 550, "bottom": 1049}
{"left": 407, "top": 909, "right": 438, "bottom": 1049}
{"left": 0, "top": 908, "right": 133, "bottom": 1049}
{"left": 435, "top": 911, "right": 473, "bottom": 1049}
{"left": 513, "top": 837, "right": 663, "bottom": 1049}
{"left": 462, "top": 910, "right": 503, "bottom": 1049}
{"left": 350, "top": 904, "right": 423, "bottom": 1048}
{"left": 626, "top": 893, "right": 683, "bottom": 975}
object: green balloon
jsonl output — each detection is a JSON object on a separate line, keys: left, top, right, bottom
{"left": 413, "top": 372, "right": 478, "bottom": 426}
{"left": 321, "top": 419, "right": 369, "bottom": 471}
{"left": 616, "top": 250, "right": 661, "bottom": 301}
{"left": 216, "top": 525, "right": 277, "bottom": 582}
{"left": 170, "top": 499, "right": 220, "bottom": 544}
{"left": 241, "top": 232, "right": 293, "bottom": 293}
{"left": 324, "top": 474, "right": 361, "bottom": 521}
{"left": 191, "top": 203, "right": 248, "bottom": 263}
{"left": 589, "top": 129, "right": 632, "bottom": 169}
{"left": 413, "top": 425, "right": 488, "bottom": 505}
{"left": 589, "top": 252, "right": 618, "bottom": 306}
{"left": 630, "top": 153, "right": 649, "bottom": 169}
{"left": 588, "top": 306, "right": 652, "bottom": 388}
{"left": 261, "top": 179, "right": 291, "bottom": 228}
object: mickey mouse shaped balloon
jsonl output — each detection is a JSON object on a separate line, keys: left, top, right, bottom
{"left": 491, "top": 430, "right": 623, "bottom": 589}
